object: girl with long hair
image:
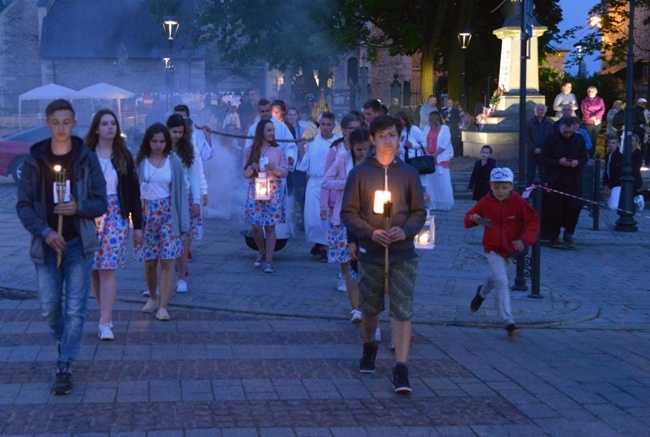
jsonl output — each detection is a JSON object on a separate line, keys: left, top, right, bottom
{"left": 135, "top": 123, "right": 189, "bottom": 321}
{"left": 243, "top": 119, "right": 289, "bottom": 273}
{"left": 166, "top": 114, "right": 201, "bottom": 293}
{"left": 320, "top": 112, "right": 362, "bottom": 287}
{"left": 84, "top": 109, "right": 143, "bottom": 340}
{"left": 321, "top": 127, "right": 371, "bottom": 323}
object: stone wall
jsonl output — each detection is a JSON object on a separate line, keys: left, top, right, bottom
{"left": 0, "top": 0, "right": 42, "bottom": 95}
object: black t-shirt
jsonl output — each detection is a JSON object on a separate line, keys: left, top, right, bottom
{"left": 44, "top": 148, "right": 79, "bottom": 241}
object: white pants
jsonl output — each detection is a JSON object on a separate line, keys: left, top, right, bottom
{"left": 480, "top": 251, "right": 515, "bottom": 325}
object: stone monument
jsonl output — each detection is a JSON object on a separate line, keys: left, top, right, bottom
{"left": 462, "top": 3, "right": 547, "bottom": 160}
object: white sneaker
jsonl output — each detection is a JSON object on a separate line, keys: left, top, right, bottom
{"left": 350, "top": 309, "right": 362, "bottom": 324}
{"left": 177, "top": 280, "right": 188, "bottom": 293}
{"left": 337, "top": 276, "right": 347, "bottom": 292}
{"left": 98, "top": 323, "right": 114, "bottom": 341}
{"left": 375, "top": 327, "right": 381, "bottom": 342}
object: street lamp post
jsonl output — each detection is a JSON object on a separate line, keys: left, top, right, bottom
{"left": 574, "top": 42, "right": 586, "bottom": 78}
{"left": 161, "top": 17, "right": 180, "bottom": 109}
{"left": 615, "top": 0, "right": 638, "bottom": 232}
{"left": 457, "top": 29, "right": 472, "bottom": 109}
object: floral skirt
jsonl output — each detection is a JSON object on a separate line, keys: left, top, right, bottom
{"left": 136, "top": 197, "right": 182, "bottom": 261}
{"left": 93, "top": 195, "right": 129, "bottom": 270}
{"left": 183, "top": 193, "right": 203, "bottom": 241}
{"left": 244, "top": 180, "right": 286, "bottom": 226}
{"left": 328, "top": 221, "right": 350, "bottom": 264}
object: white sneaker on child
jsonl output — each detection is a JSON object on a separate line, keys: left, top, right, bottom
{"left": 177, "top": 280, "right": 188, "bottom": 293}
{"left": 337, "top": 275, "right": 347, "bottom": 292}
{"left": 349, "top": 309, "right": 362, "bottom": 324}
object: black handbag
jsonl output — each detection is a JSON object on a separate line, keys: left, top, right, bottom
{"left": 404, "top": 129, "right": 435, "bottom": 174}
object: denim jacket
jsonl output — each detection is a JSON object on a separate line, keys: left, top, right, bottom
{"left": 16, "top": 137, "right": 108, "bottom": 264}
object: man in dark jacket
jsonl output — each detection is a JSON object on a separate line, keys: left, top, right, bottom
{"left": 525, "top": 103, "right": 554, "bottom": 185}
{"left": 16, "top": 99, "right": 107, "bottom": 395}
{"left": 341, "top": 115, "right": 426, "bottom": 394}
{"left": 540, "top": 117, "right": 588, "bottom": 248}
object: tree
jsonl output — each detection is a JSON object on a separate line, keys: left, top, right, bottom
{"left": 576, "top": 0, "right": 650, "bottom": 68}
{"left": 148, "top": 0, "right": 361, "bottom": 96}
{"left": 343, "top": 0, "right": 563, "bottom": 103}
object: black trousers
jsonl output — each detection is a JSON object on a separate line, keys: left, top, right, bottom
{"left": 541, "top": 184, "right": 582, "bottom": 240}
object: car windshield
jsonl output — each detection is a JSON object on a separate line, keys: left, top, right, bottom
{"left": 5, "top": 125, "right": 89, "bottom": 143}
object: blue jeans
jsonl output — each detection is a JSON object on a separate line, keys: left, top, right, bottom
{"left": 35, "top": 238, "right": 92, "bottom": 370}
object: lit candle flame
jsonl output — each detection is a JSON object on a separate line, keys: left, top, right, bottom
{"left": 53, "top": 165, "right": 62, "bottom": 172}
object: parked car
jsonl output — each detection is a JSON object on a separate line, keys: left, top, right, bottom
{"left": 0, "top": 125, "right": 138, "bottom": 182}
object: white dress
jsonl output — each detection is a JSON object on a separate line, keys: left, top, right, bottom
{"left": 297, "top": 134, "right": 339, "bottom": 245}
{"left": 422, "top": 124, "right": 454, "bottom": 211}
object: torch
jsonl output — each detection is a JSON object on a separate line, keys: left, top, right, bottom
{"left": 383, "top": 199, "right": 392, "bottom": 294}
{"left": 53, "top": 165, "right": 67, "bottom": 268}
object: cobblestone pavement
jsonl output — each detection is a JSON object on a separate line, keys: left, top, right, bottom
{"left": 1, "top": 174, "right": 650, "bottom": 435}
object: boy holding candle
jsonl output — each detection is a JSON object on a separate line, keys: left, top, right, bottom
{"left": 16, "top": 99, "right": 107, "bottom": 395}
{"left": 341, "top": 115, "right": 427, "bottom": 394}
{"left": 464, "top": 167, "right": 540, "bottom": 339}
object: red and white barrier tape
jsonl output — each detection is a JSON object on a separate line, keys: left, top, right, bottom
{"left": 522, "top": 184, "right": 650, "bottom": 220}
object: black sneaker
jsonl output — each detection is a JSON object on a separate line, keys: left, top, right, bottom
{"left": 392, "top": 364, "right": 412, "bottom": 394}
{"left": 563, "top": 234, "right": 575, "bottom": 249}
{"left": 52, "top": 369, "right": 73, "bottom": 395}
{"left": 505, "top": 324, "right": 521, "bottom": 339}
{"left": 319, "top": 247, "right": 328, "bottom": 263}
{"left": 359, "top": 341, "right": 378, "bottom": 374}
{"left": 549, "top": 239, "right": 563, "bottom": 249}
{"left": 470, "top": 285, "right": 485, "bottom": 312}
{"left": 310, "top": 244, "right": 320, "bottom": 256}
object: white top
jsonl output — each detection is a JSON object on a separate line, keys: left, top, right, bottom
{"left": 98, "top": 157, "right": 117, "bottom": 195}
{"left": 296, "top": 134, "right": 339, "bottom": 178}
{"left": 399, "top": 125, "right": 427, "bottom": 160}
{"left": 141, "top": 157, "right": 171, "bottom": 200}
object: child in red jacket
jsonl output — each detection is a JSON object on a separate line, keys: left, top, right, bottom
{"left": 464, "top": 168, "right": 540, "bottom": 339}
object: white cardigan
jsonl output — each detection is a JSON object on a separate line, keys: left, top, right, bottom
{"left": 422, "top": 124, "right": 453, "bottom": 163}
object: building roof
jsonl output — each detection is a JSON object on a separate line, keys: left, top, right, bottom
{"left": 40, "top": 0, "right": 203, "bottom": 60}
{"left": 599, "top": 58, "right": 645, "bottom": 76}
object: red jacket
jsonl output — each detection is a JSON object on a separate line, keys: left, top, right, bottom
{"left": 464, "top": 191, "right": 540, "bottom": 258}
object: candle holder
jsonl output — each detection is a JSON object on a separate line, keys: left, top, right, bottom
{"left": 53, "top": 165, "right": 68, "bottom": 268}
{"left": 254, "top": 171, "right": 271, "bottom": 201}
{"left": 414, "top": 215, "right": 435, "bottom": 250}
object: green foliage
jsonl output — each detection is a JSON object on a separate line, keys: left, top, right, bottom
{"left": 573, "top": 0, "right": 650, "bottom": 67}
{"left": 147, "top": 0, "right": 362, "bottom": 95}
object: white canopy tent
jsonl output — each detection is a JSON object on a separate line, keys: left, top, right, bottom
{"left": 78, "top": 83, "right": 135, "bottom": 126}
{"left": 18, "top": 83, "right": 86, "bottom": 129}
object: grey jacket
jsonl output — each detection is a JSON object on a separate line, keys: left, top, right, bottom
{"left": 137, "top": 154, "right": 189, "bottom": 237}
{"left": 341, "top": 156, "right": 427, "bottom": 265}
{"left": 16, "top": 137, "right": 108, "bottom": 264}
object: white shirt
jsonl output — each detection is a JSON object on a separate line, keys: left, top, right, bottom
{"left": 141, "top": 158, "right": 171, "bottom": 200}
{"left": 297, "top": 134, "right": 339, "bottom": 178}
{"left": 98, "top": 157, "right": 118, "bottom": 195}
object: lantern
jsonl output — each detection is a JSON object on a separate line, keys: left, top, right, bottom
{"left": 414, "top": 215, "right": 435, "bottom": 250}
{"left": 373, "top": 190, "right": 392, "bottom": 214}
{"left": 255, "top": 171, "right": 271, "bottom": 201}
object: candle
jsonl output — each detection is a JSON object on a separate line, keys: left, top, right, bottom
{"left": 418, "top": 231, "right": 429, "bottom": 245}
{"left": 373, "top": 190, "right": 391, "bottom": 214}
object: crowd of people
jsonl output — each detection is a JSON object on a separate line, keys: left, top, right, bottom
{"left": 13, "top": 80, "right": 650, "bottom": 397}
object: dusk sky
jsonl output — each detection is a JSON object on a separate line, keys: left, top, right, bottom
{"left": 557, "top": 0, "right": 600, "bottom": 74}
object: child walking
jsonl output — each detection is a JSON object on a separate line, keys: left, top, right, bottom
{"left": 167, "top": 114, "right": 201, "bottom": 293}
{"left": 85, "top": 109, "right": 143, "bottom": 340}
{"left": 321, "top": 127, "right": 371, "bottom": 323}
{"left": 468, "top": 145, "right": 496, "bottom": 201}
{"left": 135, "top": 123, "right": 189, "bottom": 321}
{"left": 243, "top": 119, "right": 289, "bottom": 273}
{"left": 464, "top": 168, "right": 540, "bottom": 338}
